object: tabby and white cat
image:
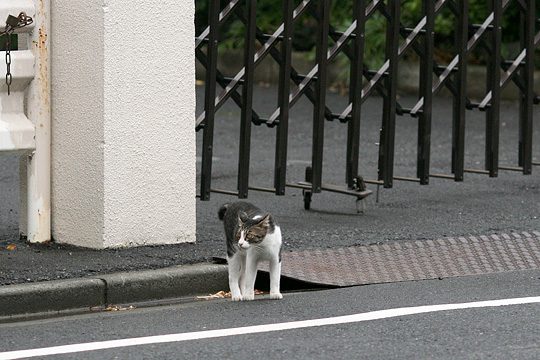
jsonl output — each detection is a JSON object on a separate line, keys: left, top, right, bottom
{"left": 218, "top": 201, "right": 283, "bottom": 301}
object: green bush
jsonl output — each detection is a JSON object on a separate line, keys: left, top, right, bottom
{"left": 195, "top": 0, "right": 537, "bottom": 68}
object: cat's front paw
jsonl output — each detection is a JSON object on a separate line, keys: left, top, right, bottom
{"left": 231, "top": 294, "right": 243, "bottom": 301}
{"left": 269, "top": 292, "right": 283, "bottom": 300}
{"left": 242, "top": 293, "right": 255, "bottom": 301}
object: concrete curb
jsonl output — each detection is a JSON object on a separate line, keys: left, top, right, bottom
{"left": 0, "top": 263, "right": 228, "bottom": 319}
{"left": 0, "top": 278, "right": 106, "bottom": 317}
{"left": 101, "top": 263, "right": 228, "bottom": 305}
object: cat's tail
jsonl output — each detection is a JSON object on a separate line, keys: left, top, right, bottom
{"left": 218, "top": 203, "right": 230, "bottom": 221}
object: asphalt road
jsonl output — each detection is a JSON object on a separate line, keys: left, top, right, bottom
{"left": 0, "top": 86, "right": 539, "bottom": 284}
{"left": 1, "top": 270, "right": 539, "bottom": 359}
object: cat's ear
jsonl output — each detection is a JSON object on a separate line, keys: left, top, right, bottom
{"left": 257, "top": 213, "right": 271, "bottom": 227}
{"left": 238, "top": 211, "right": 249, "bottom": 224}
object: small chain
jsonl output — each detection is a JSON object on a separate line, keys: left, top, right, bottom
{"left": 5, "top": 34, "right": 11, "bottom": 94}
{"left": 0, "top": 12, "right": 33, "bottom": 95}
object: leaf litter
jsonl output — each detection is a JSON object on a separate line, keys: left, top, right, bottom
{"left": 196, "top": 289, "right": 265, "bottom": 300}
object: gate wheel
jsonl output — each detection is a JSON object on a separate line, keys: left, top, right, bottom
{"left": 303, "top": 190, "right": 312, "bottom": 210}
{"left": 303, "top": 166, "right": 313, "bottom": 210}
{"left": 356, "top": 198, "right": 366, "bottom": 214}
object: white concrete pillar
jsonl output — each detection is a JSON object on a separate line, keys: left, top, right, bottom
{"left": 51, "top": 0, "right": 196, "bottom": 248}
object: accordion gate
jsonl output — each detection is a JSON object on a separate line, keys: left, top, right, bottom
{"left": 195, "top": 0, "right": 538, "bottom": 209}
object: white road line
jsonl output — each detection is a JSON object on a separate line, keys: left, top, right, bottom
{"left": 1, "top": 296, "right": 539, "bottom": 360}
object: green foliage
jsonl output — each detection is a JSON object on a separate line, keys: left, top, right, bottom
{"left": 195, "top": 0, "right": 535, "bottom": 67}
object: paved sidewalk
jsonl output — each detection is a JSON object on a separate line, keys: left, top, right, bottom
{"left": 0, "top": 88, "right": 539, "bottom": 316}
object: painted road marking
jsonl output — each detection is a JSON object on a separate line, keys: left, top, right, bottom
{"left": 1, "top": 296, "right": 539, "bottom": 360}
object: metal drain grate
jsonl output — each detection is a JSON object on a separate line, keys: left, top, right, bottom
{"left": 266, "top": 231, "right": 540, "bottom": 286}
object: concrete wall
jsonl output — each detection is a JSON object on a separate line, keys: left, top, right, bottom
{"left": 51, "top": 0, "right": 195, "bottom": 248}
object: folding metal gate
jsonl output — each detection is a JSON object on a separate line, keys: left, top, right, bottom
{"left": 195, "top": 0, "right": 538, "bottom": 208}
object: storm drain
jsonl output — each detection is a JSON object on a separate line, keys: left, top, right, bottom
{"left": 261, "top": 231, "right": 540, "bottom": 287}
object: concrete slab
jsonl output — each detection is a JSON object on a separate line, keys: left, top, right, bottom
{"left": 268, "top": 231, "right": 540, "bottom": 286}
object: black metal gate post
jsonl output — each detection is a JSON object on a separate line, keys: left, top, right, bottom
{"left": 237, "top": 0, "right": 258, "bottom": 199}
{"left": 200, "top": 0, "right": 220, "bottom": 201}
{"left": 311, "top": 0, "right": 331, "bottom": 194}
{"left": 274, "top": 0, "right": 294, "bottom": 195}
{"left": 378, "top": 0, "right": 400, "bottom": 188}
{"left": 518, "top": 0, "right": 535, "bottom": 174}
{"left": 485, "top": 0, "right": 502, "bottom": 177}
{"left": 346, "top": 0, "right": 366, "bottom": 189}
{"left": 417, "top": 0, "right": 435, "bottom": 185}
{"left": 452, "top": 0, "right": 469, "bottom": 182}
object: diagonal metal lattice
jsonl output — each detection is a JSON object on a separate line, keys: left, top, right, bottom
{"left": 265, "top": 231, "right": 540, "bottom": 287}
{"left": 196, "top": 0, "right": 539, "bottom": 207}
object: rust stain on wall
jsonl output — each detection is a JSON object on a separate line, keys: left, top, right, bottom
{"left": 37, "top": 0, "right": 50, "bottom": 114}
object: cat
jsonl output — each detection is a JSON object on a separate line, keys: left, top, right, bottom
{"left": 218, "top": 201, "right": 283, "bottom": 301}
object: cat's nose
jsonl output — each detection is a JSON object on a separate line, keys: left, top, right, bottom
{"left": 238, "top": 240, "right": 248, "bottom": 248}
